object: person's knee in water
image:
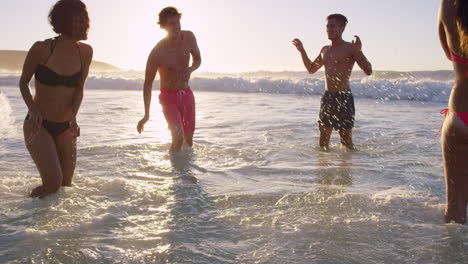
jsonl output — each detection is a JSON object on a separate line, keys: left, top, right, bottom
{"left": 170, "top": 124, "right": 184, "bottom": 152}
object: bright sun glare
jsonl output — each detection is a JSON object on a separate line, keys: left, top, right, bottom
{"left": 145, "top": 103, "right": 172, "bottom": 143}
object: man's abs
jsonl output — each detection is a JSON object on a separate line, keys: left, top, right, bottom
{"left": 324, "top": 71, "right": 352, "bottom": 92}
{"left": 159, "top": 67, "right": 189, "bottom": 90}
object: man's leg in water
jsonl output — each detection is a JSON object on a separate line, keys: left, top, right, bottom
{"left": 319, "top": 124, "right": 333, "bottom": 149}
{"left": 339, "top": 128, "right": 354, "bottom": 150}
{"left": 184, "top": 132, "right": 193, "bottom": 147}
{"left": 181, "top": 88, "right": 196, "bottom": 148}
{"left": 169, "top": 124, "right": 184, "bottom": 152}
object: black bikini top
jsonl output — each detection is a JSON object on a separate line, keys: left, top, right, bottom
{"left": 34, "top": 38, "right": 83, "bottom": 88}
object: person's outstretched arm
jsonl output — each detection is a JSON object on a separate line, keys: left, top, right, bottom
{"left": 292, "top": 38, "right": 323, "bottom": 74}
{"left": 137, "top": 48, "right": 159, "bottom": 134}
{"left": 351, "top": 36, "right": 372, "bottom": 76}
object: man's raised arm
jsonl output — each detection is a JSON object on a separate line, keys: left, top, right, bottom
{"left": 292, "top": 38, "right": 323, "bottom": 74}
{"left": 352, "top": 36, "right": 372, "bottom": 76}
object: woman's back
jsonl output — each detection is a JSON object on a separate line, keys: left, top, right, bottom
{"left": 440, "top": 0, "right": 468, "bottom": 111}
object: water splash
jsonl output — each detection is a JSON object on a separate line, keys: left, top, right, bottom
{"left": 0, "top": 91, "right": 15, "bottom": 139}
{"left": 0, "top": 73, "right": 454, "bottom": 103}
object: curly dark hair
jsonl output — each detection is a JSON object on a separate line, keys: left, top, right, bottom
{"left": 326, "top": 14, "right": 348, "bottom": 27}
{"left": 48, "top": 0, "right": 90, "bottom": 36}
{"left": 158, "top": 7, "right": 182, "bottom": 28}
{"left": 457, "top": 0, "right": 468, "bottom": 34}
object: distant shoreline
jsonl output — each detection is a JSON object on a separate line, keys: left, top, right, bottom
{"left": 0, "top": 50, "right": 120, "bottom": 72}
{"left": 0, "top": 50, "right": 454, "bottom": 81}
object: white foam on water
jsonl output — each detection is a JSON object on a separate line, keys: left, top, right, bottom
{"left": 0, "top": 85, "right": 465, "bottom": 263}
{"left": 0, "top": 92, "right": 15, "bottom": 139}
{"left": 0, "top": 73, "right": 454, "bottom": 103}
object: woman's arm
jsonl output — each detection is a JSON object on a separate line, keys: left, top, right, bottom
{"left": 70, "top": 44, "right": 93, "bottom": 136}
{"left": 71, "top": 44, "right": 93, "bottom": 119}
{"left": 438, "top": 0, "right": 452, "bottom": 61}
{"left": 19, "top": 42, "right": 43, "bottom": 125}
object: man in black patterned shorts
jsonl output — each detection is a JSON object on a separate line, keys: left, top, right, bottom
{"left": 292, "top": 14, "right": 372, "bottom": 149}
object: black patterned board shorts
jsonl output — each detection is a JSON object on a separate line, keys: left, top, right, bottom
{"left": 318, "top": 90, "right": 355, "bottom": 131}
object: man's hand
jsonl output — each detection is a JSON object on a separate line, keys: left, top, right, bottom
{"left": 137, "top": 115, "right": 149, "bottom": 134}
{"left": 180, "top": 67, "right": 193, "bottom": 81}
{"left": 352, "top": 35, "right": 372, "bottom": 75}
{"left": 292, "top": 38, "right": 305, "bottom": 52}
{"left": 351, "top": 35, "right": 362, "bottom": 55}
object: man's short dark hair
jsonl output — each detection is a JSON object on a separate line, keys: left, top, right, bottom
{"left": 48, "top": 0, "right": 90, "bottom": 35}
{"left": 327, "top": 14, "right": 348, "bottom": 27}
{"left": 158, "top": 7, "right": 182, "bottom": 28}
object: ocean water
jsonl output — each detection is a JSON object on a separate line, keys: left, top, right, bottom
{"left": 0, "top": 73, "right": 467, "bottom": 263}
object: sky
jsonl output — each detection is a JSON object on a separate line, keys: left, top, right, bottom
{"left": 1, "top": 0, "right": 451, "bottom": 72}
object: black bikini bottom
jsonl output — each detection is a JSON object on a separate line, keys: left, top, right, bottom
{"left": 25, "top": 114, "right": 70, "bottom": 137}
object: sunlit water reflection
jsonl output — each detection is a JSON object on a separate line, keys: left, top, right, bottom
{"left": 0, "top": 87, "right": 466, "bottom": 263}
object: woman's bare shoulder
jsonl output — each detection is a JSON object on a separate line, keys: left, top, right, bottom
{"left": 440, "top": 0, "right": 457, "bottom": 20}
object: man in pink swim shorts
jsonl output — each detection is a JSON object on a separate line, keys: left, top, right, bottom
{"left": 137, "top": 6, "right": 201, "bottom": 152}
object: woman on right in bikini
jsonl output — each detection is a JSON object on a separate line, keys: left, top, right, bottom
{"left": 439, "top": 0, "right": 468, "bottom": 224}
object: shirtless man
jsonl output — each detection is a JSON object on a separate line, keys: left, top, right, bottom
{"left": 137, "top": 7, "right": 201, "bottom": 152}
{"left": 293, "top": 14, "right": 372, "bottom": 150}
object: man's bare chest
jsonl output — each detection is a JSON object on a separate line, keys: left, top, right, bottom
{"left": 160, "top": 44, "right": 191, "bottom": 64}
{"left": 323, "top": 48, "right": 353, "bottom": 66}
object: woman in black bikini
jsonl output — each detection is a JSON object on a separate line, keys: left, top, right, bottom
{"left": 19, "top": 0, "right": 93, "bottom": 198}
{"left": 439, "top": 0, "right": 468, "bottom": 224}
